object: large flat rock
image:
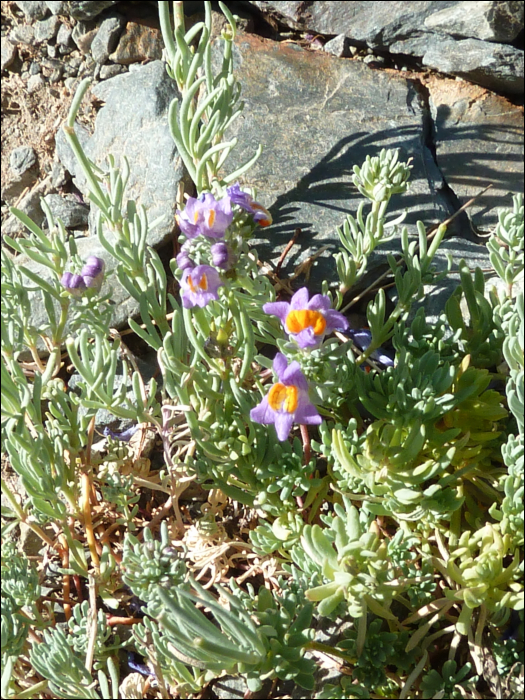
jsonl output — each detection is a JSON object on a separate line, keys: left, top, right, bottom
{"left": 247, "top": 1, "right": 524, "bottom": 94}
{"left": 220, "top": 34, "right": 450, "bottom": 287}
{"left": 427, "top": 76, "right": 524, "bottom": 231}
{"left": 59, "top": 60, "right": 188, "bottom": 248}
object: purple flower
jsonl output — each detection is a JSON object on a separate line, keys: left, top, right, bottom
{"left": 61, "top": 256, "right": 105, "bottom": 297}
{"left": 80, "top": 256, "right": 105, "bottom": 292}
{"left": 210, "top": 241, "right": 233, "bottom": 270}
{"left": 226, "top": 183, "right": 272, "bottom": 227}
{"left": 180, "top": 264, "right": 223, "bottom": 308}
{"left": 61, "top": 271, "right": 87, "bottom": 297}
{"left": 250, "top": 353, "right": 322, "bottom": 441}
{"left": 347, "top": 329, "right": 395, "bottom": 367}
{"left": 176, "top": 193, "right": 233, "bottom": 239}
{"left": 176, "top": 250, "right": 195, "bottom": 271}
{"left": 263, "top": 287, "right": 349, "bottom": 349}
{"left": 103, "top": 425, "right": 139, "bottom": 442}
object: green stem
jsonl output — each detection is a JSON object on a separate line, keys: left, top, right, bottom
{"left": 1, "top": 478, "right": 57, "bottom": 548}
{"left": 158, "top": 1, "right": 177, "bottom": 68}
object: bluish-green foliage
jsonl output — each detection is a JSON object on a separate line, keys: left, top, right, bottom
{"left": 1, "top": 2, "right": 523, "bottom": 698}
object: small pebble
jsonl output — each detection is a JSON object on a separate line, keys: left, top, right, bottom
{"left": 14, "top": 1, "right": 49, "bottom": 21}
{"left": 64, "top": 76, "right": 78, "bottom": 91}
{"left": 323, "top": 34, "right": 349, "bottom": 58}
{"left": 58, "top": 43, "right": 74, "bottom": 56}
{"left": 9, "top": 25, "right": 35, "bottom": 46}
{"left": 363, "top": 54, "right": 385, "bottom": 65}
{"left": 68, "top": 52, "right": 82, "bottom": 68}
{"left": 34, "top": 15, "right": 61, "bottom": 43}
{"left": 10, "top": 146, "right": 37, "bottom": 175}
{"left": 49, "top": 67, "right": 63, "bottom": 82}
{"left": 72, "top": 20, "right": 98, "bottom": 54}
{"left": 50, "top": 161, "right": 69, "bottom": 189}
{"left": 45, "top": 1, "right": 67, "bottom": 14}
{"left": 56, "top": 22, "right": 73, "bottom": 48}
{"left": 99, "top": 63, "right": 127, "bottom": 80}
{"left": 27, "top": 73, "right": 45, "bottom": 93}
{"left": 63, "top": 63, "right": 78, "bottom": 77}
{"left": 1, "top": 36, "right": 18, "bottom": 71}
{"left": 46, "top": 44, "right": 57, "bottom": 58}
{"left": 29, "top": 61, "right": 41, "bottom": 75}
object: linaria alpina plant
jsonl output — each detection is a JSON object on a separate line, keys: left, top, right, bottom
{"left": 1, "top": 2, "right": 523, "bottom": 698}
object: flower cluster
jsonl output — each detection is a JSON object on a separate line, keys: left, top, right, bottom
{"left": 250, "top": 289, "right": 351, "bottom": 440}
{"left": 61, "top": 256, "right": 105, "bottom": 297}
{"left": 175, "top": 185, "right": 272, "bottom": 308}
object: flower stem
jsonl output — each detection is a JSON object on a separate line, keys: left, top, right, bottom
{"left": 300, "top": 424, "right": 311, "bottom": 465}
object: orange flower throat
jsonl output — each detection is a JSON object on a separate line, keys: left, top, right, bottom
{"left": 286, "top": 309, "right": 326, "bottom": 335}
{"left": 268, "top": 383, "right": 298, "bottom": 413}
{"left": 188, "top": 273, "right": 208, "bottom": 293}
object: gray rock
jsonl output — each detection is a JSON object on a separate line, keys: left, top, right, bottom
{"left": 26, "top": 73, "right": 45, "bottom": 93}
{"left": 55, "top": 121, "right": 91, "bottom": 178}
{"left": 323, "top": 34, "right": 351, "bottom": 58}
{"left": 49, "top": 66, "right": 64, "bottom": 82}
{"left": 3, "top": 188, "right": 45, "bottom": 237}
{"left": 34, "top": 15, "right": 61, "bottom": 44}
{"left": 67, "top": 1, "right": 118, "bottom": 20}
{"left": 423, "top": 36, "right": 524, "bottom": 94}
{"left": 213, "top": 676, "right": 272, "bottom": 699}
{"left": 428, "top": 76, "right": 524, "bottom": 230}
{"left": 99, "top": 63, "right": 127, "bottom": 80}
{"left": 424, "top": 1, "right": 524, "bottom": 43}
{"left": 41, "top": 56, "right": 64, "bottom": 75}
{"left": 45, "top": 1, "right": 67, "bottom": 14}
{"left": 390, "top": 31, "right": 452, "bottom": 58}
{"left": 1, "top": 37, "right": 18, "bottom": 71}
{"left": 9, "top": 25, "right": 36, "bottom": 46}
{"left": 60, "top": 60, "right": 188, "bottom": 249}
{"left": 90, "top": 14, "right": 125, "bottom": 64}
{"left": 29, "top": 61, "right": 41, "bottom": 75}
{"left": 250, "top": 1, "right": 524, "bottom": 93}
{"left": 64, "top": 76, "right": 79, "bottom": 91}
{"left": 2, "top": 157, "right": 40, "bottom": 205}
{"left": 43, "top": 193, "right": 90, "bottom": 228}
{"left": 56, "top": 22, "right": 73, "bottom": 48}
{"left": 363, "top": 53, "right": 385, "bottom": 64}
{"left": 77, "top": 54, "right": 96, "bottom": 78}
{"left": 67, "top": 52, "right": 82, "bottom": 69}
{"left": 249, "top": 1, "right": 458, "bottom": 48}
{"left": 50, "top": 161, "right": 69, "bottom": 189}
{"left": 63, "top": 63, "right": 78, "bottom": 77}
{"left": 218, "top": 33, "right": 452, "bottom": 287}
{"left": 14, "top": 1, "right": 49, "bottom": 21}
{"left": 10, "top": 146, "right": 37, "bottom": 176}
{"left": 72, "top": 20, "right": 98, "bottom": 54}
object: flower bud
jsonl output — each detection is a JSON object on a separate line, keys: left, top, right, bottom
{"left": 61, "top": 271, "right": 87, "bottom": 297}
{"left": 210, "top": 242, "right": 232, "bottom": 270}
{"left": 80, "top": 256, "right": 105, "bottom": 292}
{"left": 176, "top": 250, "right": 195, "bottom": 271}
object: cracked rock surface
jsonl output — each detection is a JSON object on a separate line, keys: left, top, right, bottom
{"left": 1, "top": 0, "right": 523, "bottom": 331}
